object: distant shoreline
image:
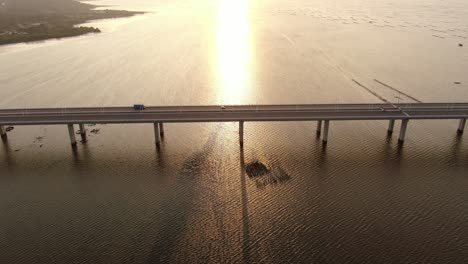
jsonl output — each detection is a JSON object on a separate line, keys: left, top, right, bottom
{"left": 0, "top": 0, "right": 144, "bottom": 45}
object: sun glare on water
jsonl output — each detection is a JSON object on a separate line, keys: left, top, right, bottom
{"left": 215, "top": 0, "right": 253, "bottom": 104}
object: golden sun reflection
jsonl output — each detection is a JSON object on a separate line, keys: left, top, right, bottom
{"left": 215, "top": 0, "right": 253, "bottom": 104}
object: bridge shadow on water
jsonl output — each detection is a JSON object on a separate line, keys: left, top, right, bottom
{"left": 239, "top": 145, "right": 253, "bottom": 264}
{"left": 146, "top": 131, "right": 219, "bottom": 263}
{"left": 70, "top": 142, "right": 94, "bottom": 173}
{"left": 143, "top": 130, "right": 254, "bottom": 263}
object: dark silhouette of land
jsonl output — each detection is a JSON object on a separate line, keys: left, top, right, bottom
{"left": 0, "top": 0, "right": 143, "bottom": 45}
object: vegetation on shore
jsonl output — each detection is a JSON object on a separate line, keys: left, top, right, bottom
{"left": 0, "top": 0, "right": 143, "bottom": 45}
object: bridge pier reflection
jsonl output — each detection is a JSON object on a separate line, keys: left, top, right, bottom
{"left": 322, "top": 120, "right": 330, "bottom": 143}
{"left": 316, "top": 120, "right": 322, "bottom": 136}
{"left": 388, "top": 120, "right": 395, "bottom": 134}
{"left": 159, "top": 123, "right": 165, "bottom": 137}
{"left": 67, "top": 124, "right": 77, "bottom": 146}
{"left": 458, "top": 119, "right": 466, "bottom": 134}
{"left": 0, "top": 125, "right": 6, "bottom": 139}
{"left": 153, "top": 123, "right": 160, "bottom": 145}
{"left": 239, "top": 121, "right": 244, "bottom": 146}
{"left": 398, "top": 119, "right": 409, "bottom": 142}
{"left": 79, "top": 124, "right": 87, "bottom": 142}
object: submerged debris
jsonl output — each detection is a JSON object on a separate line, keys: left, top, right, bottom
{"left": 454, "top": 82, "right": 461, "bottom": 85}
{"left": 459, "top": 43, "right": 463, "bottom": 47}
{"left": 255, "top": 167, "right": 291, "bottom": 189}
{"left": 6, "top": 126, "right": 14, "bottom": 132}
{"left": 245, "top": 161, "right": 269, "bottom": 177}
{"left": 244, "top": 161, "right": 291, "bottom": 189}
{"left": 90, "top": 129, "right": 100, "bottom": 134}
{"left": 243, "top": 158, "right": 293, "bottom": 188}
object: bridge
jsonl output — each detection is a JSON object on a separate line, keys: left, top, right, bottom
{"left": 0, "top": 103, "right": 467, "bottom": 146}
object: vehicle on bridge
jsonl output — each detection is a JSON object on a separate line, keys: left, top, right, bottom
{"left": 133, "top": 104, "right": 145, "bottom": 110}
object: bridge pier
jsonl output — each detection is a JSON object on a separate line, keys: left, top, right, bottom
{"left": 323, "top": 120, "right": 330, "bottom": 143}
{"left": 316, "top": 120, "right": 322, "bottom": 135}
{"left": 239, "top": 121, "right": 244, "bottom": 146}
{"left": 154, "top": 123, "right": 160, "bottom": 145}
{"left": 398, "top": 119, "right": 409, "bottom": 142}
{"left": 159, "top": 123, "right": 165, "bottom": 137}
{"left": 0, "top": 126, "right": 6, "bottom": 138}
{"left": 458, "top": 119, "right": 466, "bottom": 134}
{"left": 388, "top": 120, "right": 395, "bottom": 134}
{"left": 79, "top": 124, "right": 87, "bottom": 142}
{"left": 67, "top": 124, "right": 77, "bottom": 146}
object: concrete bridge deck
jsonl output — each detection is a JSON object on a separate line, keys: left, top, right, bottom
{"left": 0, "top": 103, "right": 467, "bottom": 146}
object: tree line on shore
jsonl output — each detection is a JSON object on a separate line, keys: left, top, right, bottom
{"left": 0, "top": 0, "right": 142, "bottom": 45}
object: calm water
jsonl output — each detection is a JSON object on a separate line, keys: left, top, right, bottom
{"left": 1, "top": 0, "right": 468, "bottom": 263}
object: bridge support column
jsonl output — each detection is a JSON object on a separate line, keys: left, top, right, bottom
{"left": 79, "top": 124, "right": 87, "bottom": 142}
{"left": 388, "top": 120, "right": 395, "bottom": 134}
{"left": 67, "top": 124, "right": 77, "bottom": 146}
{"left": 458, "top": 119, "right": 466, "bottom": 134}
{"left": 398, "top": 119, "right": 409, "bottom": 143}
{"left": 159, "top": 123, "right": 165, "bottom": 137}
{"left": 154, "top": 123, "right": 160, "bottom": 145}
{"left": 323, "top": 120, "right": 330, "bottom": 143}
{"left": 0, "top": 126, "right": 6, "bottom": 138}
{"left": 316, "top": 120, "right": 322, "bottom": 135}
{"left": 239, "top": 121, "right": 244, "bottom": 146}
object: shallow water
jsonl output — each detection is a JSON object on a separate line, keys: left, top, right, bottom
{"left": 1, "top": 0, "right": 468, "bottom": 263}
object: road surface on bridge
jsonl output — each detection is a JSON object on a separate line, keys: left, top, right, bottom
{"left": 1, "top": 103, "right": 468, "bottom": 125}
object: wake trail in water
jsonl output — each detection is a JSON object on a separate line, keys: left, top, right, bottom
{"left": 352, "top": 79, "right": 389, "bottom": 103}
{"left": 374, "top": 79, "right": 422, "bottom": 103}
